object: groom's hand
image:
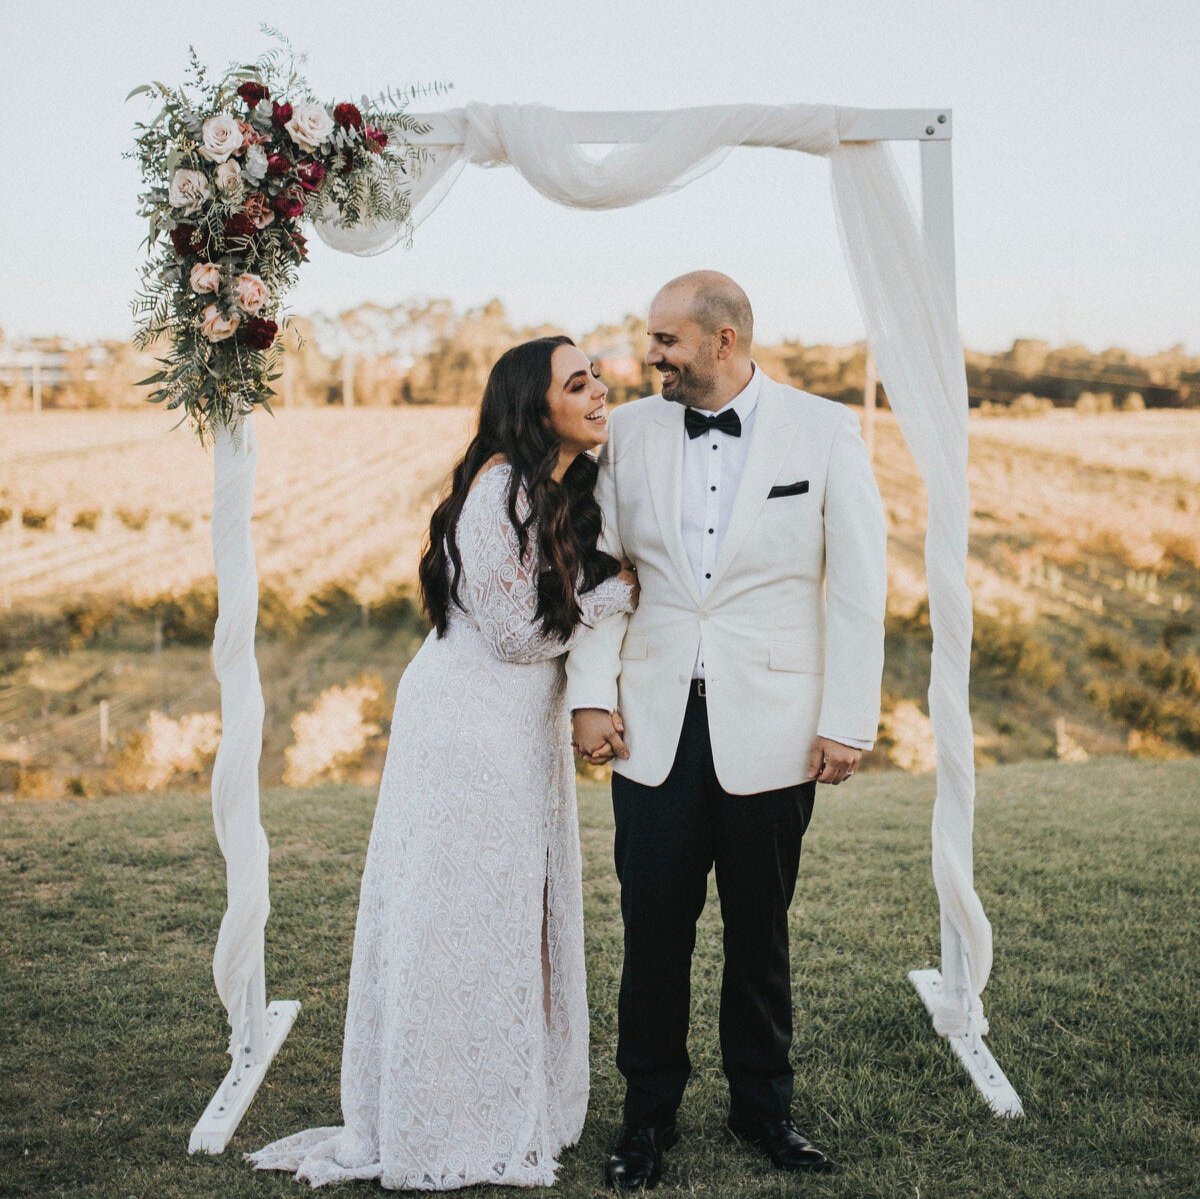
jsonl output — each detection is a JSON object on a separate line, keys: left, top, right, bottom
{"left": 572, "top": 708, "right": 629, "bottom": 764}
{"left": 806, "top": 736, "right": 862, "bottom": 785}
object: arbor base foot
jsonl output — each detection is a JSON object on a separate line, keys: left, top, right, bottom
{"left": 189, "top": 999, "right": 301, "bottom": 1154}
{"left": 908, "top": 969, "right": 1023, "bottom": 1117}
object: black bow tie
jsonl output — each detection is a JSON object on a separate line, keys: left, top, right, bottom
{"left": 684, "top": 407, "right": 742, "bottom": 440}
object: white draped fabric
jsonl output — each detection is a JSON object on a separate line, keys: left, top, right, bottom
{"left": 300, "top": 102, "right": 990, "bottom": 1034}
{"left": 210, "top": 422, "right": 270, "bottom": 1053}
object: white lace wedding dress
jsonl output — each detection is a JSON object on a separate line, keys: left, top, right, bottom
{"left": 247, "top": 465, "right": 633, "bottom": 1190}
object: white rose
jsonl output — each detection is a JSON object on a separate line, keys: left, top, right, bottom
{"left": 216, "top": 160, "right": 243, "bottom": 194}
{"left": 199, "top": 113, "right": 244, "bottom": 164}
{"left": 200, "top": 304, "right": 240, "bottom": 342}
{"left": 242, "top": 143, "right": 268, "bottom": 184}
{"left": 285, "top": 102, "right": 334, "bottom": 153}
{"left": 168, "top": 169, "right": 212, "bottom": 215}
{"left": 235, "top": 273, "right": 269, "bottom": 315}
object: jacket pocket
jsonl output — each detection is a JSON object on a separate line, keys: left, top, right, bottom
{"left": 768, "top": 640, "right": 822, "bottom": 674}
{"left": 767, "top": 479, "right": 810, "bottom": 499}
{"left": 620, "top": 633, "right": 649, "bottom": 661}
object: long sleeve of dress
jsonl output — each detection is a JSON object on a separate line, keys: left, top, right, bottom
{"left": 457, "top": 466, "right": 634, "bottom": 665}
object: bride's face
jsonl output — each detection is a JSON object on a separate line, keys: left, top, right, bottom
{"left": 546, "top": 345, "right": 610, "bottom": 453}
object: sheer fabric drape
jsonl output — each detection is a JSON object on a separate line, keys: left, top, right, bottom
{"left": 312, "top": 101, "right": 990, "bottom": 1033}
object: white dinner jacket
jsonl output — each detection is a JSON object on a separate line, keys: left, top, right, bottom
{"left": 565, "top": 372, "right": 887, "bottom": 795}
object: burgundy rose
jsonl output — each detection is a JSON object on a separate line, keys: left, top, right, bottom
{"left": 223, "top": 212, "right": 258, "bottom": 243}
{"left": 169, "top": 223, "right": 199, "bottom": 258}
{"left": 267, "top": 152, "right": 293, "bottom": 177}
{"left": 271, "top": 101, "right": 294, "bottom": 128}
{"left": 237, "top": 81, "right": 270, "bottom": 107}
{"left": 333, "top": 102, "right": 363, "bottom": 130}
{"left": 244, "top": 317, "right": 278, "bottom": 350}
{"left": 296, "top": 160, "right": 326, "bottom": 192}
{"left": 272, "top": 189, "right": 306, "bottom": 219}
{"left": 363, "top": 125, "right": 389, "bottom": 153}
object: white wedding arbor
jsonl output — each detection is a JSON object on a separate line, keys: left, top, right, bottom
{"left": 190, "top": 100, "right": 1022, "bottom": 1155}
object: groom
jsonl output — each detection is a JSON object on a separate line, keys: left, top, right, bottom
{"left": 567, "top": 272, "right": 887, "bottom": 1188}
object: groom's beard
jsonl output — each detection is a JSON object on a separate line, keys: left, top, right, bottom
{"left": 659, "top": 355, "right": 719, "bottom": 408}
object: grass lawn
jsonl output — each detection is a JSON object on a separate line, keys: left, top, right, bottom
{"left": 2, "top": 758, "right": 1197, "bottom": 1198}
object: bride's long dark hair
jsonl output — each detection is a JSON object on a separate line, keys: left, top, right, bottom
{"left": 419, "top": 335, "right": 620, "bottom": 642}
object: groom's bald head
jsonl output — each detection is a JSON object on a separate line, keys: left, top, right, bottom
{"left": 646, "top": 271, "right": 756, "bottom": 410}
{"left": 654, "top": 271, "right": 754, "bottom": 353}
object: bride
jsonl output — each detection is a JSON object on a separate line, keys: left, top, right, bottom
{"left": 248, "top": 335, "right": 637, "bottom": 1189}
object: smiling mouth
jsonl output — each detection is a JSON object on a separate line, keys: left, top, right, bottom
{"left": 584, "top": 406, "right": 607, "bottom": 423}
{"left": 660, "top": 368, "right": 679, "bottom": 386}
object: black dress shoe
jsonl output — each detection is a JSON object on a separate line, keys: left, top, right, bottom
{"left": 604, "top": 1122, "right": 679, "bottom": 1190}
{"left": 727, "top": 1117, "right": 833, "bottom": 1172}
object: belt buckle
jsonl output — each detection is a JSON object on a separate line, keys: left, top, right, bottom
{"left": 696, "top": 679, "right": 706, "bottom": 698}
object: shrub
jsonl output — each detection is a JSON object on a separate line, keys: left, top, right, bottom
{"left": 115, "top": 507, "right": 150, "bottom": 531}
{"left": 1085, "top": 631, "right": 1128, "bottom": 666}
{"left": 877, "top": 700, "right": 939, "bottom": 773}
{"left": 1137, "top": 648, "right": 1180, "bottom": 692}
{"left": 283, "top": 675, "right": 385, "bottom": 787}
{"left": 15, "top": 767, "right": 60, "bottom": 800}
{"left": 1104, "top": 682, "right": 1160, "bottom": 730}
{"left": 148, "top": 585, "right": 219, "bottom": 645}
{"left": 1161, "top": 620, "right": 1195, "bottom": 651}
{"left": 1012, "top": 392, "right": 1054, "bottom": 415}
{"left": 71, "top": 509, "right": 101, "bottom": 531}
{"left": 109, "top": 710, "right": 221, "bottom": 792}
{"left": 1120, "top": 391, "right": 1145, "bottom": 412}
{"left": 972, "top": 614, "right": 1064, "bottom": 690}
{"left": 21, "top": 506, "right": 54, "bottom": 530}
{"left": 1178, "top": 654, "right": 1200, "bottom": 700}
{"left": 61, "top": 594, "right": 122, "bottom": 646}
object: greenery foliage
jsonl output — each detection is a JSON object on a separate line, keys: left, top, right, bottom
{"left": 126, "top": 29, "right": 448, "bottom": 442}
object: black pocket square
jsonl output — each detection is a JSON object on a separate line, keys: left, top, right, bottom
{"left": 768, "top": 480, "right": 810, "bottom": 499}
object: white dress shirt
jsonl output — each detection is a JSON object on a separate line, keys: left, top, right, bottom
{"left": 680, "top": 363, "right": 871, "bottom": 752}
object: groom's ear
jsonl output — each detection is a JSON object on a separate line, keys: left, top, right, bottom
{"left": 715, "top": 325, "right": 738, "bottom": 360}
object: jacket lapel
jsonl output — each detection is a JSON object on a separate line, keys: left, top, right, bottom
{"left": 708, "top": 377, "right": 803, "bottom": 589}
{"left": 644, "top": 401, "right": 702, "bottom": 605}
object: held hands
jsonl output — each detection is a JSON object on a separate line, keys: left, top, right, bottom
{"left": 572, "top": 708, "right": 629, "bottom": 764}
{"left": 616, "top": 558, "right": 640, "bottom": 609}
{"left": 805, "top": 736, "right": 862, "bottom": 786}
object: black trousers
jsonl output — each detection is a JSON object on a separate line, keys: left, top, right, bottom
{"left": 612, "top": 686, "right": 815, "bottom": 1128}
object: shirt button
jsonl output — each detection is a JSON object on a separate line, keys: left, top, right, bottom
{"left": 712, "top": 444, "right": 718, "bottom": 450}
{"left": 708, "top": 528, "right": 714, "bottom": 534}
{"left": 705, "top": 572, "right": 712, "bottom": 579}
{"left": 710, "top": 485, "right": 716, "bottom": 492}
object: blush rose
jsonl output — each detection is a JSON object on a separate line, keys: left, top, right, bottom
{"left": 285, "top": 102, "right": 334, "bottom": 153}
{"left": 200, "top": 304, "right": 240, "bottom": 342}
{"left": 199, "top": 114, "right": 244, "bottom": 164}
{"left": 189, "top": 263, "right": 222, "bottom": 294}
{"left": 235, "top": 273, "right": 269, "bottom": 315}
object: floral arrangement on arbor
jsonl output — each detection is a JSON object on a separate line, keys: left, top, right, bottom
{"left": 127, "top": 32, "right": 445, "bottom": 442}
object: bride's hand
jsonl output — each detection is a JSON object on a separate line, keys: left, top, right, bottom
{"left": 617, "top": 559, "right": 640, "bottom": 609}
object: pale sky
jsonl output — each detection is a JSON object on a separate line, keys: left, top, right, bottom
{"left": 1, "top": 0, "right": 1196, "bottom": 353}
